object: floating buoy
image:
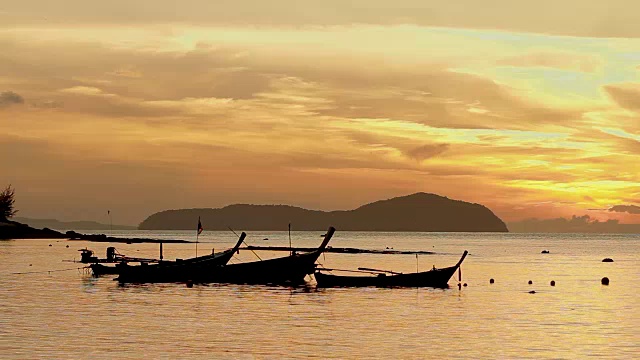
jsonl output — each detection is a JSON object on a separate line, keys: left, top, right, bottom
{"left": 529, "top": 290, "right": 536, "bottom": 294}
{"left": 541, "top": 250, "right": 550, "bottom": 254}
{"left": 528, "top": 280, "right": 533, "bottom": 285}
{"left": 463, "top": 283, "right": 468, "bottom": 287}
{"left": 29, "top": 264, "right": 32, "bottom": 266}
{"left": 186, "top": 280, "right": 194, "bottom": 288}
{"left": 48, "top": 244, "right": 52, "bottom": 247}
{"left": 66, "top": 245, "right": 69, "bottom": 248}
{"left": 489, "top": 278, "right": 495, "bottom": 284}
{"left": 550, "top": 280, "right": 556, "bottom": 286}
{"left": 602, "top": 258, "right": 614, "bottom": 263}
{"left": 601, "top": 277, "right": 610, "bottom": 285}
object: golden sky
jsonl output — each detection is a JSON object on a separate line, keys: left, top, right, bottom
{"left": 1, "top": 1, "right": 639, "bottom": 225}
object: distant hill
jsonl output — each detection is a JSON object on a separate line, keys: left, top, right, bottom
{"left": 13, "top": 217, "right": 136, "bottom": 231}
{"left": 508, "top": 215, "right": 640, "bottom": 233}
{"left": 139, "top": 193, "right": 508, "bottom": 232}
{"left": 0, "top": 219, "right": 67, "bottom": 240}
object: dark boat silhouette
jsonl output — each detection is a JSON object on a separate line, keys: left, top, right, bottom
{"left": 75, "top": 247, "right": 160, "bottom": 276}
{"left": 90, "top": 263, "right": 121, "bottom": 276}
{"left": 192, "top": 227, "right": 335, "bottom": 285}
{"left": 117, "top": 227, "right": 335, "bottom": 285}
{"left": 315, "top": 250, "right": 468, "bottom": 288}
{"left": 115, "top": 233, "right": 246, "bottom": 283}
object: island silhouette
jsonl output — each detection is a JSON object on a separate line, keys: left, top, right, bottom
{"left": 139, "top": 192, "right": 508, "bottom": 232}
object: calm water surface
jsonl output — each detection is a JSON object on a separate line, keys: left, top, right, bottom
{"left": 1, "top": 231, "right": 638, "bottom": 359}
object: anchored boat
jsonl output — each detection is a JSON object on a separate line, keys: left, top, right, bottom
{"left": 76, "top": 247, "right": 161, "bottom": 276}
{"left": 192, "top": 227, "right": 335, "bottom": 285}
{"left": 315, "top": 250, "right": 468, "bottom": 288}
{"left": 116, "top": 226, "right": 335, "bottom": 285}
{"left": 116, "top": 233, "right": 246, "bottom": 283}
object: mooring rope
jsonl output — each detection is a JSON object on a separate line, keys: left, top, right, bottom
{"left": 9, "top": 266, "right": 90, "bottom": 275}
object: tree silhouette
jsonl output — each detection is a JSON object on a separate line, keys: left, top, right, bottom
{"left": 0, "top": 184, "right": 17, "bottom": 220}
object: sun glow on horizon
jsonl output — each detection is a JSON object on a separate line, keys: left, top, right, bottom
{"left": 1, "top": 2, "right": 639, "bottom": 225}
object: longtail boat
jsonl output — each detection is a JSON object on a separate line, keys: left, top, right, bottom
{"left": 117, "top": 226, "right": 336, "bottom": 285}
{"left": 315, "top": 250, "right": 468, "bottom": 288}
{"left": 192, "top": 227, "right": 335, "bottom": 285}
{"left": 115, "top": 232, "right": 246, "bottom": 283}
{"left": 89, "top": 263, "right": 121, "bottom": 276}
{"left": 75, "top": 247, "right": 161, "bottom": 276}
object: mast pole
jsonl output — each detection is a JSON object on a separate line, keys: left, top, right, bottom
{"left": 108, "top": 210, "right": 112, "bottom": 236}
{"left": 288, "top": 223, "right": 292, "bottom": 256}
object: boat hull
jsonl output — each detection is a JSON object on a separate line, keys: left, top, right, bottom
{"left": 315, "top": 266, "right": 456, "bottom": 288}
{"left": 315, "top": 251, "right": 468, "bottom": 288}
{"left": 115, "top": 248, "right": 237, "bottom": 283}
{"left": 117, "top": 227, "right": 335, "bottom": 285}
{"left": 89, "top": 263, "right": 120, "bottom": 276}
{"left": 193, "top": 250, "right": 321, "bottom": 285}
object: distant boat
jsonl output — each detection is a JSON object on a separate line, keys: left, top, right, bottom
{"left": 315, "top": 250, "right": 468, "bottom": 288}
{"left": 116, "top": 233, "right": 246, "bottom": 283}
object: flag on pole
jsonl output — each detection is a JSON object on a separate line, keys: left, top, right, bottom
{"left": 197, "top": 217, "right": 203, "bottom": 235}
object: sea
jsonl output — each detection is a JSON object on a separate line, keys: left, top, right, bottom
{"left": 0, "top": 231, "right": 637, "bottom": 359}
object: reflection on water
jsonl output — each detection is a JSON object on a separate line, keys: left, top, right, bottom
{"left": 80, "top": 275, "right": 99, "bottom": 293}
{"left": 0, "top": 233, "right": 638, "bottom": 359}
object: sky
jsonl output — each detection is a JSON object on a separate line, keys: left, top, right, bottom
{"left": 1, "top": 1, "right": 639, "bottom": 226}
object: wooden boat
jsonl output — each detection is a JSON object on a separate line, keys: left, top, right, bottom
{"left": 115, "top": 233, "right": 247, "bottom": 283}
{"left": 117, "top": 226, "right": 336, "bottom": 285}
{"left": 76, "top": 247, "right": 162, "bottom": 276}
{"left": 315, "top": 250, "right": 468, "bottom": 288}
{"left": 193, "top": 227, "right": 335, "bottom": 285}
{"left": 89, "top": 263, "right": 120, "bottom": 275}
{"left": 79, "top": 247, "right": 160, "bottom": 264}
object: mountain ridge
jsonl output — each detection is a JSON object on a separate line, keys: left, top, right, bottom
{"left": 138, "top": 192, "right": 508, "bottom": 232}
{"left": 13, "top": 217, "right": 136, "bottom": 231}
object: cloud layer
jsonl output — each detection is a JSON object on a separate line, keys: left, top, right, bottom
{"left": 3, "top": 1, "right": 640, "bottom": 37}
{"left": 0, "top": 91, "right": 24, "bottom": 107}
{"left": 0, "top": 8, "right": 639, "bottom": 224}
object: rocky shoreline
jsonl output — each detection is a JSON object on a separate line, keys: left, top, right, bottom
{"left": 0, "top": 220, "right": 188, "bottom": 243}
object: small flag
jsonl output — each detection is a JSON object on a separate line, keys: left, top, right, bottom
{"left": 197, "top": 217, "right": 203, "bottom": 235}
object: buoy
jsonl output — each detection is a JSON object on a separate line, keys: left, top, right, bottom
{"left": 601, "top": 277, "right": 609, "bottom": 285}
{"left": 29, "top": 264, "right": 32, "bottom": 266}
{"left": 489, "top": 278, "right": 495, "bottom": 284}
{"left": 186, "top": 280, "right": 194, "bottom": 288}
{"left": 66, "top": 245, "right": 69, "bottom": 248}
{"left": 463, "top": 283, "right": 468, "bottom": 287}
{"left": 602, "top": 258, "right": 614, "bottom": 263}
{"left": 541, "top": 250, "right": 550, "bottom": 254}
{"left": 550, "top": 280, "right": 556, "bottom": 286}
{"left": 529, "top": 290, "right": 536, "bottom": 294}
{"left": 528, "top": 280, "right": 533, "bottom": 285}
{"left": 48, "top": 244, "right": 52, "bottom": 247}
